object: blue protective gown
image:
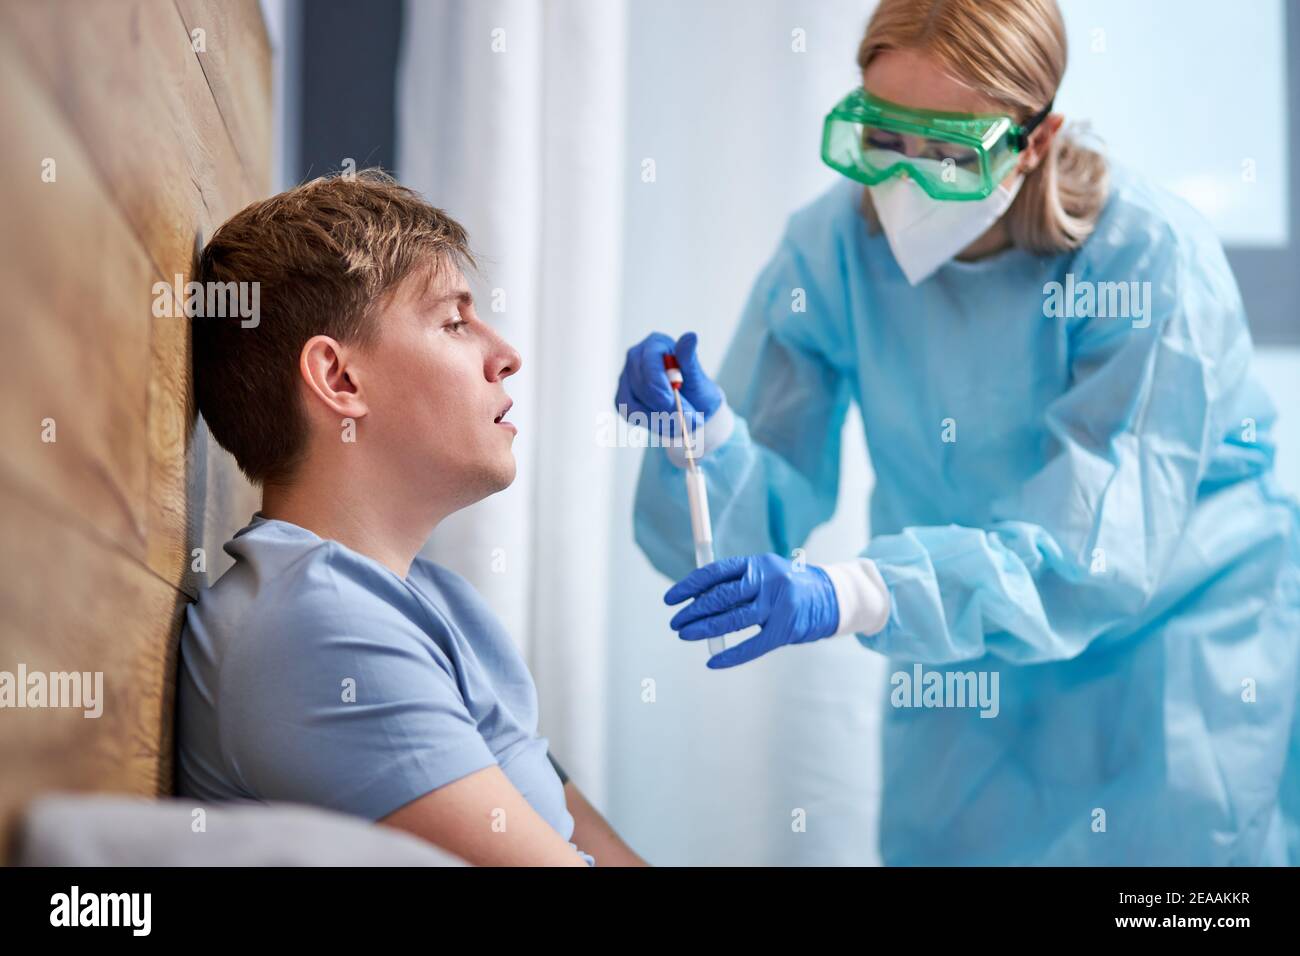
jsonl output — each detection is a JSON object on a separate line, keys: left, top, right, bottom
{"left": 633, "top": 167, "right": 1300, "bottom": 865}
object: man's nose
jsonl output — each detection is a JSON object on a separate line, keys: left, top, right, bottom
{"left": 486, "top": 330, "right": 522, "bottom": 381}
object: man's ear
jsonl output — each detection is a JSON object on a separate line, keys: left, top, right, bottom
{"left": 1017, "top": 113, "right": 1064, "bottom": 175}
{"left": 299, "top": 335, "right": 369, "bottom": 420}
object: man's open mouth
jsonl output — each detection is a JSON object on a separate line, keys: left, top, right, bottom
{"left": 494, "top": 399, "right": 513, "bottom": 424}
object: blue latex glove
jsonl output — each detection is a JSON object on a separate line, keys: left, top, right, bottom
{"left": 664, "top": 554, "right": 840, "bottom": 668}
{"left": 614, "top": 331, "right": 722, "bottom": 438}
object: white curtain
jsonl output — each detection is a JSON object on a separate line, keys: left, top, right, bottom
{"left": 399, "top": 0, "right": 888, "bottom": 863}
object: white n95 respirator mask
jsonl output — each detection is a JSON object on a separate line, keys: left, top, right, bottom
{"left": 867, "top": 170, "right": 1024, "bottom": 285}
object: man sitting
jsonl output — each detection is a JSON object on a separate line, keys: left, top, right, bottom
{"left": 175, "top": 170, "right": 645, "bottom": 867}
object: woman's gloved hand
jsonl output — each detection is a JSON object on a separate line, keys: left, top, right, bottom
{"left": 664, "top": 553, "right": 840, "bottom": 668}
{"left": 615, "top": 331, "right": 722, "bottom": 437}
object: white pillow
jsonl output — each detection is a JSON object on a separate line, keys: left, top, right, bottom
{"left": 15, "top": 793, "right": 468, "bottom": 867}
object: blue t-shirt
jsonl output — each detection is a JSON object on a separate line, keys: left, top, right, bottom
{"left": 175, "top": 514, "right": 592, "bottom": 864}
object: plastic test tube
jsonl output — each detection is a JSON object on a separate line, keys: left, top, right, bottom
{"left": 664, "top": 354, "right": 727, "bottom": 657}
{"left": 683, "top": 464, "right": 726, "bottom": 657}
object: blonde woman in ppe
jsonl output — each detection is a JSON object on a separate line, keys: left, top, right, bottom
{"left": 616, "top": 0, "right": 1300, "bottom": 865}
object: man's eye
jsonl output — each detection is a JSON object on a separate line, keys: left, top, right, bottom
{"left": 447, "top": 318, "right": 469, "bottom": 333}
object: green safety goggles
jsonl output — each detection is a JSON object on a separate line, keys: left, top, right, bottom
{"left": 820, "top": 88, "right": 1053, "bottom": 201}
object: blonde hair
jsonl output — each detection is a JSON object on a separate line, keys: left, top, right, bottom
{"left": 856, "top": 0, "right": 1107, "bottom": 254}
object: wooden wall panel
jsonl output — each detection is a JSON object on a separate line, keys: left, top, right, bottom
{"left": 0, "top": 29, "right": 154, "bottom": 560}
{"left": 0, "top": 0, "right": 256, "bottom": 293}
{"left": 0, "top": 0, "right": 264, "bottom": 594}
{"left": 0, "top": 0, "right": 271, "bottom": 860}
{"left": 175, "top": 0, "right": 274, "bottom": 195}
{"left": 0, "top": 479, "right": 186, "bottom": 863}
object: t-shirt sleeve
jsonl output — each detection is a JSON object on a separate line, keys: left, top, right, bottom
{"left": 220, "top": 565, "right": 498, "bottom": 821}
{"left": 547, "top": 752, "right": 569, "bottom": 785}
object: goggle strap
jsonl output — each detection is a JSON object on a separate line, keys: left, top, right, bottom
{"left": 1011, "top": 98, "right": 1054, "bottom": 151}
